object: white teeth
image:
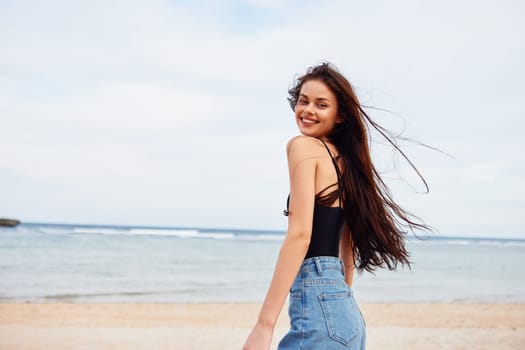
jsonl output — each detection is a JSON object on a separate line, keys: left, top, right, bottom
{"left": 302, "top": 118, "right": 317, "bottom": 124}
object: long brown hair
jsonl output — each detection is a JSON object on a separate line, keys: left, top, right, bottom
{"left": 288, "top": 62, "right": 431, "bottom": 272}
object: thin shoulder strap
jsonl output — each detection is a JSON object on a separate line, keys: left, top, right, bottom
{"left": 319, "top": 139, "right": 342, "bottom": 185}
{"left": 318, "top": 139, "right": 343, "bottom": 209}
{"left": 285, "top": 139, "right": 343, "bottom": 216}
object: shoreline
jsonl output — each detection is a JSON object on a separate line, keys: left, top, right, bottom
{"left": 1, "top": 302, "right": 524, "bottom": 349}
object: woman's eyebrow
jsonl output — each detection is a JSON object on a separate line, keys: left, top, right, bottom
{"left": 299, "top": 93, "right": 330, "bottom": 101}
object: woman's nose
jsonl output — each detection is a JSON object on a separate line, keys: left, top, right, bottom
{"left": 304, "top": 103, "right": 315, "bottom": 114}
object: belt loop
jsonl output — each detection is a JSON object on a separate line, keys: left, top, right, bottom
{"left": 314, "top": 257, "right": 323, "bottom": 275}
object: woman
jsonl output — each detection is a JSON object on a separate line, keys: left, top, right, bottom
{"left": 243, "top": 62, "right": 429, "bottom": 350}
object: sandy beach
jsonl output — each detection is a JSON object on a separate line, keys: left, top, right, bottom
{"left": 0, "top": 303, "right": 523, "bottom": 349}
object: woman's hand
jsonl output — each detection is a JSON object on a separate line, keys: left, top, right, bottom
{"left": 242, "top": 323, "right": 274, "bottom": 350}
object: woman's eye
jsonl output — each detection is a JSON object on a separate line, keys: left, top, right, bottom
{"left": 318, "top": 103, "right": 328, "bottom": 108}
{"left": 298, "top": 100, "right": 308, "bottom": 105}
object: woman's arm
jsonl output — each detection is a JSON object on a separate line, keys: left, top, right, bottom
{"left": 243, "top": 136, "right": 318, "bottom": 350}
{"left": 339, "top": 225, "right": 355, "bottom": 287}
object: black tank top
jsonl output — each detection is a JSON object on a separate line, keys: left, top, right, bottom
{"left": 284, "top": 139, "right": 345, "bottom": 259}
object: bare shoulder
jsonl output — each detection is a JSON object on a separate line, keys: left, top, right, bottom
{"left": 286, "top": 135, "right": 324, "bottom": 158}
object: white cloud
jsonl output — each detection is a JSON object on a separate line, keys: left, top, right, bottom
{"left": 1, "top": 0, "right": 524, "bottom": 237}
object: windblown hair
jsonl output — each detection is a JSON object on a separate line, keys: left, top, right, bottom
{"left": 288, "top": 62, "right": 431, "bottom": 272}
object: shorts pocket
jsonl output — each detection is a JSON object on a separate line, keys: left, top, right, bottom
{"left": 318, "top": 291, "right": 360, "bottom": 346}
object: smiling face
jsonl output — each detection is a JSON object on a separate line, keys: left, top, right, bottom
{"left": 295, "top": 79, "right": 340, "bottom": 139}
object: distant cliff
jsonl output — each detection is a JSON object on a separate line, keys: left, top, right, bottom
{"left": 0, "top": 218, "right": 21, "bottom": 227}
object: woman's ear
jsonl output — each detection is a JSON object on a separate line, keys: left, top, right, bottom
{"left": 336, "top": 115, "right": 344, "bottom": 124}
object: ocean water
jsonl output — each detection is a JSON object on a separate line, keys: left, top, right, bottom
{"left": 0, "top": 223, "right": 524, "bottom": 304}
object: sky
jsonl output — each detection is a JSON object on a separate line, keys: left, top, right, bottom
{"left": 1, "top": 0, "right": 524, "bottom": 238}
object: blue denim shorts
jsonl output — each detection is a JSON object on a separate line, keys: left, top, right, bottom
{"left": 278, "top": 256, "right": 366, "bottom": 350}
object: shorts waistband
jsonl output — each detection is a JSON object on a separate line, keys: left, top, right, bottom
{"left": 299, "top": 256, "right": 344, "bottom": 275}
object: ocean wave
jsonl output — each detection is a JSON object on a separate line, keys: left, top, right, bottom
{"left": 129, "top": 228, "right": 200, "bottom": 237}
{"left": 21, "top": 224, "right": 525, "bottom": 245}
{"left": 27, "top": 224, "right": 285, "bottom": 241}
{"left": 37, "top": 227, "right": 74, "bottom": 235}
{"left": 408, "top": 237, "right": 525, "bottom": 247}
{"left": 477, "top": 240, "right": 525, "bottom": 248}
{"left": 72, "top": 227, "right": 130, "bottom": 235}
